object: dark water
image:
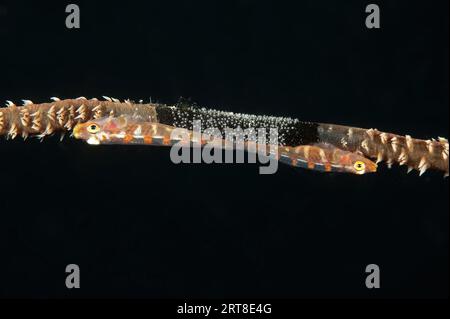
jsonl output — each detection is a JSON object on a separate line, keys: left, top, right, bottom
{"left": 0, "top": 0, "right": 448, "bottom": 298}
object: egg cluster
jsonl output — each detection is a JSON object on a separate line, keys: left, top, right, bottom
{"left": 156, "top": 104, "right": 319, "bottom": 146}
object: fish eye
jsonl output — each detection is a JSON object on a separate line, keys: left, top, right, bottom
{"left": 354, "top": 161, "right": 366, "bottom": 171}
{"left": 87, "top": 123, "right": 100, "bottom": 134}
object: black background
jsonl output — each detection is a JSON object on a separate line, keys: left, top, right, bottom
{"left": 0, "top": 0, "right": 448, "bottom": 298}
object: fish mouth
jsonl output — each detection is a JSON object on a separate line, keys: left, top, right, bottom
{"left": 73, "top": 125, "right": 83, "bottom": 139}
{"left": 369, "top": 162, "right": 378, "bottom": 172}
{"left": 363, "top": 162, "right": 378, "bottom": 174}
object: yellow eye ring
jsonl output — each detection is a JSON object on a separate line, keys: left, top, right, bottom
{"left": 354, "top": 161, "right": 366, "bottom": 172}
{"left": 87, "top": 123, "right": 100, "bottom": 134}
